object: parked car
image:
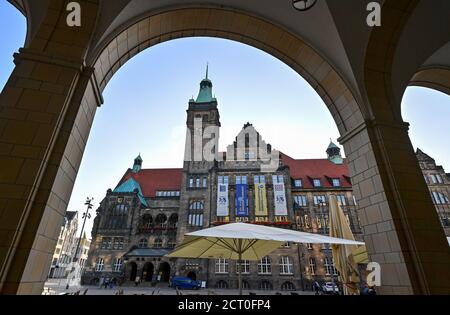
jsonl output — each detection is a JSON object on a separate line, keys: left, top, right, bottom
{"left": 170, "top": 277, "right": 201, "bottom": 290}
{"left": 322, "top": 282, "right": 340, "bottom": 295}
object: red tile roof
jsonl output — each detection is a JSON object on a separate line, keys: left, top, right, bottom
{"left": 116, "top": 153, "right": 351, "bottom": 197}
{"left": 119, "top": 168, "right": 183, "bottom": 197}
{"left": 280, "top": 153, "right": 352, "bottom": 188}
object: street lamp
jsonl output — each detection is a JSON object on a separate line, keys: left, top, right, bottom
{"left": 66, "top": 197, "right": 94, "bottom": 290}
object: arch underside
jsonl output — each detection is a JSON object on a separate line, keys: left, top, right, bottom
{"left": 88, "top": 7, "right": 364, "bottom": 137}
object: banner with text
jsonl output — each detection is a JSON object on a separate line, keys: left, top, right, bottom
{"left": 217, "top": 183, "right": 229, "bottom": 217}
{"left": 235, "top": 184, "right": 249, "bottom": 217}
{"left": 254, "top": 183, "right": 268, "bottom": 216}
{"left": 274, "top": 183, "right": 288, "bottom": 216}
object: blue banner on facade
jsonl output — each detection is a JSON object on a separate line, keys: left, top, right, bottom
{"left": 235, "top": 184, "right": 249, "bottom": 217}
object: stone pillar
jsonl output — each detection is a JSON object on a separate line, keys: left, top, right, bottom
{"left": 0, "top": 0, "right": 100, "bottom": 294}
{"left": 340, "top": 120, "right": 450, "bottom": 295}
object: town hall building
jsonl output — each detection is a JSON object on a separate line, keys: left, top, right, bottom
{"left": 81, "top": 72, "right": 450, "bottom": 292}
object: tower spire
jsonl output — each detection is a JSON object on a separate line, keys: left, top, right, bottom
{"left": 206, "top": 62, "right": 209, "bottom": 79}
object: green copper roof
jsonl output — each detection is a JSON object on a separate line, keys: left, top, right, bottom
{"left": 114, "top": 177, "right": 148, "bottom": 207}
{"left": 193, "top": 64, "right": 217, "bottom": 104}
{"left": 327, "top": 141, "right": 339, "bottom": 150}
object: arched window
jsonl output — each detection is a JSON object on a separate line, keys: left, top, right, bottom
{"left": 154, "top": 238, "right": 163, "bottom": 248}
{"left": 141, "top": 214, "right": 153, "bottom": 228}
{"left": 168, "top": 214, "right": 178, "bottom": 228}
{"left": 281, "top": 282, "right": 296, "bottom": 291}
{"left": 105, "top": 203, "right": 129, "bottom": 229}
{"left": 138, "top": 239, "right": 148, "bottom": 248}
{"left": 279, "top": 256, "right": 294, "bottom": 275}
{"left": 155, "top": 213, "right": 168, "bottom": 228}
{"left": 258, "top": 256, "right": 271, "bottom": 274}
{"left": 215, "top": 280, "right": 229, "bottom": 289}
{"left": 188, "top": 201, "right": 204, "bottom": 227}
{"left": 259, "top": 280, "right": 272, "bottom": 291}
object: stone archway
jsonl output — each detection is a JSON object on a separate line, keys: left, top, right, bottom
{"left": 1, "top": 1, "right": 449, "bottom": 295}
{"left": 127, "top": 262, "right": 137, "bottom": 282}
{"left": 142, "top": 262, "right": 154, "bottom": 282}
{"left": 158, "top": 262, "right": 171, "bottom": 283}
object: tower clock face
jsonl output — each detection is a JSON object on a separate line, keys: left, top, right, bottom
{"left": 292, "top": 0, "right": 318, "bottom": 11}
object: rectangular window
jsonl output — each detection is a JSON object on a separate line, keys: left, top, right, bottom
{"left": 218, "top": 176, "right": 229, "bottom": 184}
{"left": 215, "top": 259, "right": 229, "bottom": 274}
{"left": 272, "top": 175, "right": 284, "bottom": 184}
{"left": 309, "top": 258, "right": 316, "bottom": 275}
{"left": 189, "top": 178, "right": 194, "bottom": 188}
{"left": 436, "top": 174, "right": 443, "bottom": 184}
{"left": 196, "top": 177, "right": 201, "bottom": 188}
{"left": 294, "top": 195, "right": 307, "bottom": 207}
{"left": 313, "top": 195, "right": 327, "bottom": 205}
{"left": 423, "top": 175, "right": 430, "bottom": 184}
{"left": 254, "top": 175, "right": 266, "bottom": 184}
{"left": 236, "top": 176, "right": 248, "bottom": 185}
{"left": 313, "top": 179, "right": 321, "bottom": 187}
{"left": 332, "top": 178, "right": 341, "bottom": 187}
{"left": 95, "top": 258, "right": 104, "bottom": 272}
{"left": 336, "top": 195, "right": 347, "bottom": 206}
{"left": 294, "top": 179, "right": 303, "bottom": 188}
{"left": 203, "top": 177, "right": 207, "bottom": 188}
{"left": 280, "top": 256, "right": 293, "bottom": 275}
{"left": 430, "top": 174, "right": 438, "bottom": 184}
{"left": 113, "top": 259, "right": 123, "bottom": 272}
{"left": 236, "top": 260, "right": 250, "bottom": 274}
{"left": 258, "top": 257, "right": 272, "bottom": 275}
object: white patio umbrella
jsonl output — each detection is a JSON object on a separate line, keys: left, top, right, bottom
{"left": 167, "top": 222, "right": 364, "bottom": 295}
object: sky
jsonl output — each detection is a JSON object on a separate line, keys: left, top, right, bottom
{"left": 1, "top": 1, "right": 450, "bottom": 239}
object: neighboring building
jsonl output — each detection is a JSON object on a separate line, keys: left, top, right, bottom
{"left": 82, "top": 72, "right": 449, "bottom": 291}
{"left": 72, "top": 233, "right": 91, "bottom": 275}
{"left": 417, "top": 149, "right": 450, "bottom": 236}
{"left": 48, "top": 211, "right": 78, "bottom": 279}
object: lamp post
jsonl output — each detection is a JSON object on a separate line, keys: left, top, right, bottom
{"left": 66, "top": 197, "right": 93, "bottom": 290}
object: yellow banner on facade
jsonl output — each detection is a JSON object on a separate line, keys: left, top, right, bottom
{"left": 254, "top": 183, "right": 268, "bottom": 216}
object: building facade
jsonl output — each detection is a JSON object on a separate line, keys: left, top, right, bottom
{"left": 82, "top": 74, "right": 450, "bottom": 291}
{"left": 48, "top": 211, "right": 78, "bottom": 279}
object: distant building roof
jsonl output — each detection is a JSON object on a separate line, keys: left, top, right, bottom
{"left": 118, "top": 168, "right": 183, "bottom": 198}
{"left": 280, "top": 153, "right": 352, "bottom": 188}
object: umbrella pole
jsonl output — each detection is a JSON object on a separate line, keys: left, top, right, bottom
{"left": 238, "top": 240, "right": 242, "bottom": 296}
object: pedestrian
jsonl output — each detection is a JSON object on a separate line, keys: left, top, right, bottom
{"left": 368, "top": 286, "right": 377, "bottom": 295}
{"left": 313, "top": 281, "right": 321, "bottom": 295}
{"left": 135, "top": 276, "right": 140, "bottom": 287}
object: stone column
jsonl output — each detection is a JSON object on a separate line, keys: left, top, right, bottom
{"left": 0, "top": 0, "right": 100, "bottom": 294}
{"left": 339, "top": 119, "right": 450, "bottom": 294}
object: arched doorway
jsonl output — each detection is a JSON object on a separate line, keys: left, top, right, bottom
{"left": 158, "top": 262, "right": 171, "bottom": 282}
{"left": 187, "top": 271, "right": 196, "bottom": 281}
{"left": 127, "top": 262, "right": 137, "bottom": 282}
{"left": 142, "top": 262, "right": 154, "bottom": 282}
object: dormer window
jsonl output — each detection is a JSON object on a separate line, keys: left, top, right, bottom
{"left": 294, "top": 179, "right": 302, "bottom": 188}
{"left": 332, "top": 178, "right": 341, "bottom": 187}
{"left": 313, "top": 179, "right": 321, "bottom": 187}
